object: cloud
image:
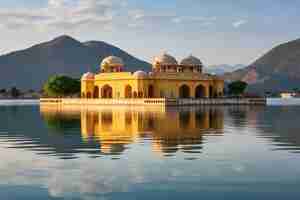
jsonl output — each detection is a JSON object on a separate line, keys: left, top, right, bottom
{"left": 48, "top": 0, "right": 68, "bottom": 7}
{"left": 232, "top": 19, "right": 248, "bottom": 28}
{"left": 129, "top": 9, "right": 176, "bottom": 22}
{"left": 0, "top": 0, "right": 123, "bottom": 31}
{"left": 0, "top": 0, "right": 217, "bottom": 32}
{"left": 128, "top": 9, "right": 216, "bottom": 30}
{"left": 172, "top": 16, "right": 217, "bottom": 24}
{"left": 127, "top": 9, "right": 178, "bottom": 29}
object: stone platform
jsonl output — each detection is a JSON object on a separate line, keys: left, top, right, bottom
{"left": 40, "top": 98, "right": 266, "bottom": 106}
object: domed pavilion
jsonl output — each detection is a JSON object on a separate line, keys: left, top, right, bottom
{"left": 81, "top": 53, "right": 224, "bottom": 99}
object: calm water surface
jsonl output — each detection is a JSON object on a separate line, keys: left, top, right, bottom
{"left": 0, "top": 102, "right": 300, "bottom": 199}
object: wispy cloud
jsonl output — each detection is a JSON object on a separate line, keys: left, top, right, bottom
{"left": 128, "top": 9, "right": 216, "bottom": 29}
{"left": 0, "top": 0, "right": 125, "bottom": 31}
{"left": 127, "top": 9, "right": 178, "bottom": 29}
{"left": 232, "top": 19, "right": 248, "bottom": 28}
{"left": 172, "top": 16, "right": 217, "bottom": 24}
{"left": 0, "top": 0, "right": 219, "bottom": 32}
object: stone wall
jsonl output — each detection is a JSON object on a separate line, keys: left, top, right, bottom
{"left": 40, "top": 98, "right": 266, "bottom": 106}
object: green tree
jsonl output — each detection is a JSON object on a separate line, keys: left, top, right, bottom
{"left": 43, "top": 75, "right": 80, "bottom": 97}
{"left": 228, "top": 81, "right": 248, "bottom": 96}
{"left": 0, "top": 89, "right": 6, "bottom": 94}
{"left": 10, "top": 87, "right": 20, "bottom": 98}
{"left": 293, "top": 88, "right": 299, "bottom": 93}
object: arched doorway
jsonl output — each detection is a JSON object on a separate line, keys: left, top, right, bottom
{"left": 179, "top": 85, "right": 190, "bottom": 98}
{"left": 138, "top": 91, "right": 143, "bottom": 98}
{"left": 133, "top": 91, "right": 138, "bottom": 98}
{"left": 87, "top": 92, "right": 92, "bottom": 99}
{"left": 209, "top": 86, "right": 214, "bottom": 98}
{"left": 148, "top": 85, "right": 154, "bottom": 98}
{"left": 93, "top": 86, "right": 99, "bottom": 98}
{"left": 125, "top": 85, "right": 132, "bottom": 98}
{"left": 101, "top": 85, "right": 113, "bottom": 98}
{"left": 195, "top": 85, "right": 206, "bottom": 98}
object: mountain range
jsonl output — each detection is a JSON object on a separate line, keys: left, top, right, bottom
{"left": 0, "top": 35, "right": 151, "bottom": 90}
{"left": 1, "top": 34, "right": 300, "bottom": 93}
{"left": 224, "top": 38, "right": 300, "bottom": 94}
{"left": 204, "top": 64, "right": 245, "bottom": 75}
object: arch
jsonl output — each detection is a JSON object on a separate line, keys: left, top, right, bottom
{"left": 133, "top": 91, "right": 138, "bottom": 98}
{"left": 138, "top": 91, "right": 143, "bottom": 98}
{"left": 125, "top": 85, "right": 132, "bottom": 98}
{"left": 87, "top": 92, "right": 92, "bottom": 99}
{"left": 93, "top": 86, "right": 99, "bottom": 98}
{"left": 101, "top": 85, "right": 113, "bottom": 98}
{"left": 195, "top": 84, "right": 206, "bottom": 98}
{"left": 209, "top": 86, "right": 214, "bottom": 98}
{"left": 148, "top": 85, "right": 154, "bottom": 98}
{"left": 179, "top": 84, "right": 190, "bottom": 98}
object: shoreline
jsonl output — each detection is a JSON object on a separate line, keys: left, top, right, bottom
{"left": 2, "top": 98, "right": 300, "bottom": 106}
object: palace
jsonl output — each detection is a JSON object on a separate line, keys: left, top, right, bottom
{"left": 81, "top": 53, "right": 224, "bottom": 99}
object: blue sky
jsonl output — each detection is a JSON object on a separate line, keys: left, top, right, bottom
{"left": 0, "top": 0, "right": 299, "bottom": 65}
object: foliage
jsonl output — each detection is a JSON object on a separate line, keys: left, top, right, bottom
{"left": 228, "top": 81, "right": 248, "bottom": 96}
{"left": 0, "top": 89, "right": 6, "bottom": 94}
{"left": 10, "top": 87, "right": 21, "bottom": 98}
{"left": 43, "top": 75, "right": 80, "bottom": 97}
{"left": 293, "top": 88, "right": 300, "bottom": 93}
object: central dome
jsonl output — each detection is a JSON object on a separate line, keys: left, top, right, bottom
{"left": 153, "top": 53, "right": 178, "bottom": 66}
{"left": 101, "top": 56, "right": 124, "bottom": 70}
{"left": 180, "top": 55, "right": 202, "bottom": 66}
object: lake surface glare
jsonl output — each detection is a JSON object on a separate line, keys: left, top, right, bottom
{"left": 0, "top": 103, "right": 300, "bottom": 199}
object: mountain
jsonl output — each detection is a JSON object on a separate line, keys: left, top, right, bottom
{"left": 204, "top": 64, "right": 245, "bottom": 75}
{"left": 224, "top": 38, "right": 300, "bottom": 94}
{"left": 0, "top": 35, "right": 151, "bottom": 90}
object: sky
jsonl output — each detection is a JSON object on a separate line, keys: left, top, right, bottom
{"left": 0, "top": 0, "right": 300, "bottom": 65}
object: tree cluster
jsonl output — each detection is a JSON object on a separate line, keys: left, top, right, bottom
{"left": 228, "top": 81, "right": 248, "bottom": 96}
{"left": 43, "top": 75, "right": 80, "bottom": 97}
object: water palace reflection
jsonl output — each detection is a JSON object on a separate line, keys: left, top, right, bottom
{"left": 40, "top": 106, "right": 224, "bottom": 156}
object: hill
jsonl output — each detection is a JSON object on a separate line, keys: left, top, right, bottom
{"left": 0, "top": 35, "right": 151, "bottom": 90}
{"left": 224, "top": 38, "right": 300, "bottom": 93}
{"left": 205, "top": 64, "right": 245, "bottom": 75}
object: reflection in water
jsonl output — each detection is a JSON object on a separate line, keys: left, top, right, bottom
{"left": 1, "top": 105, "right": 300, "bottom": 199}
{"left": 254, "top": 107, "right": 300, "bottom": 152}
{"left": 1, "top": 105, "right": 300, "bottom": 161}
{"left": 40, "top": 106, "right": 224, "bottom": 157}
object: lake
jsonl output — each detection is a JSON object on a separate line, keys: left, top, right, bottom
{"left": 0, "top": 101, "right": 300, "bottom": 199}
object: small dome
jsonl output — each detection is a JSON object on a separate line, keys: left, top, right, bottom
{"left": 101, "top": 56, "right": 124, "bottom": 69}
{"left": 180, "top": 55, "right": 202, "bottom": 66}
{"left": 153, "top": 53, "right": 178, "bottom": 66}
{"left": 82, "top": 72, "right": 95, "bottom": 80}
{"left": 133, "top": 70, "right": 148, "bottom": 78}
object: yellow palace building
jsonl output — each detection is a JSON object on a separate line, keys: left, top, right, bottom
{"left": 81, "top": 53, "right": 224, "bottom": 99}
